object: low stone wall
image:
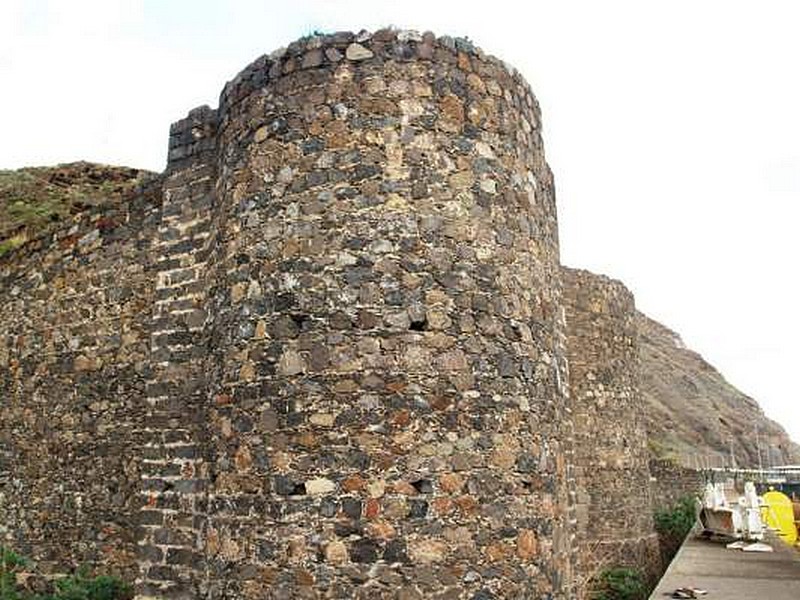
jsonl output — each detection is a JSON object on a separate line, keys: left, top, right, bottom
{"left": 649, "top": 459, "right": 705, "bottom": 512}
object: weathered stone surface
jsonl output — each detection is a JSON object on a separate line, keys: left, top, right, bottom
{"left": 1, "top": 29, "right": 573, "bottom": 600}
{"left": 305, "top": 477, "right": 336, "bottom": 495}
{"left": 408, "top": 539, "right": 448, "bottom": 564}
{"left": 254, "top": 125, "right": 270, "bottom": 143}
{"left": 345, "top": 43, "right": 374, "bottom": 60}
{"left": 563, "top": 267, "right": 661, "bottom": 595}
{"left": 324, "top": 541, "right": 348, "bottom": 564}
{"left": 517, "top": 529, "right": 538, "bottom": 560}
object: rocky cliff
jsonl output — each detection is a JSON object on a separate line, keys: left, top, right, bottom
{"left": 637, "top": 311, "right": 800, "bottom": 468}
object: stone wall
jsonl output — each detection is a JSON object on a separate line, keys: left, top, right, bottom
{"left": 0, "top": 176, "right": 163, "bottom": 583}
{"left": 562, "top": 268, "right": 660, "bottom": 594}
{"left": 202, "top": 29, "right": 571, "bottom": 599}
{"left": 0, "top": 29, "right": 685, "bottom": 600}
{"left": 136, "top": 106, "right": 219, "bottom": 598}
{"left": 649, "top": 459, "right": 705, "bottom": 513}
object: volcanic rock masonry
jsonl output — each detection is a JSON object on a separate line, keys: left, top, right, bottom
{"left": 0, "top": 29, "right": 663, "bottom": 599}
{"left": 562, "top": 268, "right": 661, "bottom": 590}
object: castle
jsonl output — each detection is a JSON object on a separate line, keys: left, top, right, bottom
{"left": 0, "top": 30, "right": 696, "bottom": 599}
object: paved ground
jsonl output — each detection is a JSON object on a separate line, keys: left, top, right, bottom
{"left": 650, "top": 533, "right": 800, "bottom": 599}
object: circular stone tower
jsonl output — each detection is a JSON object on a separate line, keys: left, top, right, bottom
{"left": 561, "top": 268, "right": 660, "bottom": 596}
{"left": 204, "top": 30, "right": 571, "bottom": 599}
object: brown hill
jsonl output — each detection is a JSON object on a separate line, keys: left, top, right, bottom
{"left": 637, "top": 310, "right": 800, "bottom": 468}
{"left": 0, "top": 162, "right": 152, "bottom": 257}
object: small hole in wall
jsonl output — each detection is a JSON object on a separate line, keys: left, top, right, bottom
{"left": 291, "top": 482, "right": 307, "bottom": 496}
{"left": 409, "top": 317, "right": 427, "bottom": 331}
{"left": 411, "top": 479, "right": 433, "bottom": 494}
{"left": 291, "top": 313, "right": 310, "bottom": 327}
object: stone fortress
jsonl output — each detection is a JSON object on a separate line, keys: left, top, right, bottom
{"left": 0, "top": 29, "right": 710, "bottom": 599}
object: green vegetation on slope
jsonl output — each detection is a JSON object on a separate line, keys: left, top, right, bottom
{"left": 654, "top": 495, "right": 697, "bottom": 540}
{"left": 0, "top": 547, "right": 131, "bottom": 600}
{"left": 591, "top": 566, "right": 648, "bottom": 600}
{"left": 0, "top": 162, "right": 152, "bottom": 257}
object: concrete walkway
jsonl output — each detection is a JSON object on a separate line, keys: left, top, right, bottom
{"left": 650, "top": 533, "right": 800, "bottom": 599}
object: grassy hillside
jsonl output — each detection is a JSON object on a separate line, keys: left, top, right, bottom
{"left": 0, "top": 162, "right": 151, "bottom": 257}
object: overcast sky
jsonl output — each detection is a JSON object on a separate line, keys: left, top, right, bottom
{"left": 2, "top": 1, "right": 798, "bottom": 444}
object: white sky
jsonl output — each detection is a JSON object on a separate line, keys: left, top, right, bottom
{"left": 2, "top": 1, "right": 798, "bottom": 444}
